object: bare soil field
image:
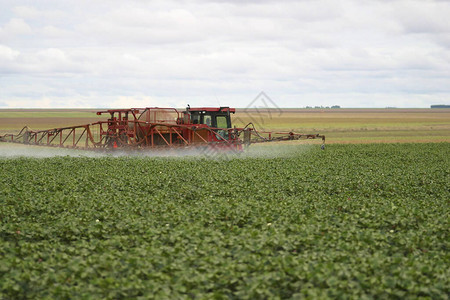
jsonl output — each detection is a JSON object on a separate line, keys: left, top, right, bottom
{"left": 233, "top": 108, "right": 450, "bottom": 143}
{"left": 0, "top": 110, "right": 108, "bottom": 135}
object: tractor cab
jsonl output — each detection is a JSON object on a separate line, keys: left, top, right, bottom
{"left": 183, "top": 106, "right": 236, "bottom": 139}
{"left": 185, "top": 106, "right": 234, "bottom": 127}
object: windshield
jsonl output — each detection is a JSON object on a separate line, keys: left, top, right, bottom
{"left": 216, "top": 115, "right": 228, "bottom": 128}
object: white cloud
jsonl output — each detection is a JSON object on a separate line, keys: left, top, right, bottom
{"left": 0, "top": 18, "right": 32, "bottom": 41}
{"left": 12, "top": 5, "right": 66, "bottom": 22}
{"left": 0, "top": 44, "right": 20, "bottom": 74}
{"left": 0, "top": 44, "right": 19, "bottom": 60}
{"left": 40, "top": 25, "right": 72, "bottom": 39}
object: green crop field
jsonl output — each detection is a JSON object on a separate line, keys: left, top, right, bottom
{"left": 1, "top": 143, "right": 449, "bottom": 299}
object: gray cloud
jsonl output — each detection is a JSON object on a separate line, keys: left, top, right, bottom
{"left": 395, "top": 1, "right": 450, "bottom": 34}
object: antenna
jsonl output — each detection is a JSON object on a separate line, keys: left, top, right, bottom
{"left": 215, "top": 94, "right": 221, "bottom": 106}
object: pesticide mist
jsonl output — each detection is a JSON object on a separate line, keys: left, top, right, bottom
{"left": 0, "top": 142, "right": 317, "bottom": 160}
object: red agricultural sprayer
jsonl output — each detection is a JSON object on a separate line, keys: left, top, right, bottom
{"left": 0, "top": 106, "right": 325, "bottom": 152}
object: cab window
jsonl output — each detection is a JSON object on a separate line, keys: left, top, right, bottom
{"left": 215, "top": 115, "right": 229, "bottom": 139}
{"left": 191, "top": 114, "right": 200, "bottom": 124}
{"left": 203, "top": 115, "right": 212, "bottom": 126}
{"left": 216, "top": 116, "right": 228, "bottom": 128}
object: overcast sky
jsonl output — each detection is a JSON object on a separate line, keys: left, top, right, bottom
{"left": 0, "top": 0, "right": 449, "bottom": 108}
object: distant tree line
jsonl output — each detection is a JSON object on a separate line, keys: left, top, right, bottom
{"left": 431, "top": 104, "right": 450, "bottom": 108}
{"left": 305, "top": 105, "right": 341, "bottom": 109}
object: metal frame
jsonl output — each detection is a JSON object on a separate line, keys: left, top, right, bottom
{"left": 0, "top": 107, "right": 326, "bottom": 151}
